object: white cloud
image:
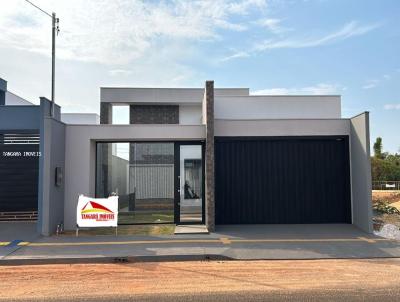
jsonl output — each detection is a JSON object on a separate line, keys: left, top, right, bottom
{"left": 0, "top": 0, "right": 266, "bottom": 65}
{"left": 254, "top": 21, "right": 380, "bottom": 51}
{"left": 227, "top": 0, "right": 267, "bottom": 14}
{"left": 362, "top": 72, "right": 393, "bottom": 89}
{"left": 214, "top": 19, "right": 248, "bottom": 32}
{"left": 220, "top": 20, "right": 380, "bottom": 62}
{"left": 384, "top": 104, "right": 400, "bottom": 110}
{"left": 362, "top": 79, "right": 380, "bottom": 89}
{"left": 256, "top": 18, "right": 289, "bottom": 34}
{"left": 220, "top": 51, "right": 250, "bottom": 62}
{"left": 252, "top": 83, "right": 342, "bottom": 95}
{"left": 109, "top": 69, "right": 132, "bottom": 77}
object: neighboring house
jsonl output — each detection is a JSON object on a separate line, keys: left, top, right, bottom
{"left": 0, "top": 79, "right": 40, "bottom": 221}
{"left": 0, "top": 78, "right": 372, "bottom": 235}
{"left": 60, "top": 113, "right": 100, "bottom": 125}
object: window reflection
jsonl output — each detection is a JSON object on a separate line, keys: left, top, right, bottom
{"left": 96, "top": 142, "right": 174, "bottom": 224}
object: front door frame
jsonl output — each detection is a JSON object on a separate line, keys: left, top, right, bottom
{"left": 174, "top": 141, "right": 205, "bottom": 225}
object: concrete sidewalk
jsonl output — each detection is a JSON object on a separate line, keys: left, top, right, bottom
{"left": 1, "top": 224, "right": 400, "bottom": 264}
{"left": 0, "top": 221, "right": 40, "bottom": 261}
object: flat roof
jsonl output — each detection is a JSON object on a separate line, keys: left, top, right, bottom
{"left": 100, "top": 87, "right": 250, "bottom": 104}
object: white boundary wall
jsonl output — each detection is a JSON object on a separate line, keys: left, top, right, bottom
{"left": 350, "top": 112, "right": 373, "bottom": 233}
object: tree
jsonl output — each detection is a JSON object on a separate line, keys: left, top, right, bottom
{"left": 373, "top": 137, "right": 384, "bottom": 159}
{"left": 371, "top": 157, "right": 400, "bottom": 181}
{"left": 371, "top": 137, "right": 400, "bottom": 181}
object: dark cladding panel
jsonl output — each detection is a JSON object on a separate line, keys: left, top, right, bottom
{"left": 0, "top": 139, "right": 39, "bottom": 212}
{"left": 130, "top": 105, "right": 179, "bottom": 124}
{"left": 215, "top": 137, "right": 351, "bottom": 224}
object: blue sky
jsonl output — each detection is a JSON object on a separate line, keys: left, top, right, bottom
{"left": 0, "top": 0, "right": 399, "bottom": 152}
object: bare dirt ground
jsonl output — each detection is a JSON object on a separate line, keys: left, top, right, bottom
{"left": 372, "top": 190, "right": 400, "bottom": 204}
{"left": 1, "top": 259, "right": 400, "bottom": 301}
{"left": 372, "top": 191, "right": 400, "bottom": 230}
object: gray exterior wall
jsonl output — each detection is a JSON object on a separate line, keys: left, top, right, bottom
{"left": 37, "top": 98, "right": 64, "bottom": 235}
{"left": 215, "top": 119, "right": 351, "bottom": 137}
{"left": 37, "top": 101, "right": 66, "bottom": 236}
{"left": 350, "top": 112, "right": 373, "bottom": 233}
{"left": 0, "top": 106, "right": 40, "bottom": 131}
{"left": 130, "top": 105, "right": 179, "bottom": 124}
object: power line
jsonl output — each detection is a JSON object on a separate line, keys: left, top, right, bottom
{"left": 24, "top": 0, "right": 59, "bottom": 117}
{"left": 24, "top": 0, "right": 52, "bottom": 18}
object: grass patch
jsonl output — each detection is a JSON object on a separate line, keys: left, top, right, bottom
{"left": 118, "top": 212, "right": 174, "bottom": 224}
{"left": 61, "top": 224, "right": 175, "bottom": 236}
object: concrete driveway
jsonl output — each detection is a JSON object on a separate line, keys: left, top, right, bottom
{"left": 1, "top": 224, "right": 400, "bottom": 263}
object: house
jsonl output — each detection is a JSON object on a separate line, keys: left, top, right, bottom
{"left": 0, "top": 79, "right": 372, "bottom": 235}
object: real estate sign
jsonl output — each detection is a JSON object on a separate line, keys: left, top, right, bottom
{"left": 77, "top": 195, "right": 118, "bottom": 227}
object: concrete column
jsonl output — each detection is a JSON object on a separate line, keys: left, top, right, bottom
{"left": 204, "top": 81, "right": 215, "bottom": 231}
{"left": 99, "top": 102, "right": 112, "bottom": 196}
{"left": 100, "top": 102, "right": 112, "bottom": 124}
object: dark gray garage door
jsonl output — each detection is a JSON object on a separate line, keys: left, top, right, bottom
{"left": 215, "top": 137, "right": 351, "bottom": 224}
{"left": 0, "top": 133, "right": 39, "bottom": 213}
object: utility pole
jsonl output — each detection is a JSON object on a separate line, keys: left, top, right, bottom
{"left": 51, "top": 12, "right": 59, "bottom": 117}
{"left": 25, "top": 1, "right": 59, "bottom": 117}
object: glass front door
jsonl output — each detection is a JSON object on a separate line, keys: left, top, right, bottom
{"left": 177, "top": 144, "right": 204, "bottom": 224}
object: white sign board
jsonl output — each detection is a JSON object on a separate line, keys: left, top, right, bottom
{"left": 77, "top": 195, "right": 118, "bottom": 227}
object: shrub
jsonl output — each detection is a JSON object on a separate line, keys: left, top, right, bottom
{"left": 373, "top": 200, "right": 400, "bottom": 215}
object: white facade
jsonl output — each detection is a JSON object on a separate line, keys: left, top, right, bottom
{"left": 215, "top": 119, "right": 349, "bottom": 137}
{"left": 26, "top": 84, "right": 371, "bottom": 235}
{"left": 215, "top": 95, "right": 341, "bottom": 120}
{"left": 179, "top": 105, "right": 202, "bottom": 125}
{"left": 100, "top": 87, "right": 249, "bottom": 104}
{"left": 101, "top": 87, "right": 341, "bottom": 124}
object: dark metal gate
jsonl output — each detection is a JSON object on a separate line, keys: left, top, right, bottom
{"left": 0, "top": 133, "right": 39, "bottom": 220}
{"left": 215, "top": 136, "right": 351, "bottom": 224}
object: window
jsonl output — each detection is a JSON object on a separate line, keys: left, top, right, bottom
{"left": 96, "top": 142, "right": 174, "bottom": 224}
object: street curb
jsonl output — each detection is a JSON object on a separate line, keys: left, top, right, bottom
{"left": 0, "top": 254, "right": 231, "bottom": 266}
{"left": 2, "top": 254, "right": 400, "bottom": 266}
